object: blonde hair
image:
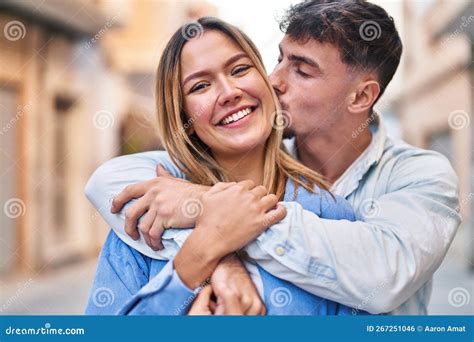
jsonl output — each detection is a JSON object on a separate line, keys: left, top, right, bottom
{"left": 156, "top": 17, "right": 329, "bottom": 200}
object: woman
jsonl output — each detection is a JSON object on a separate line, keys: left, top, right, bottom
{"left": 85, "top": 17, "right": 367, "bottom": 315}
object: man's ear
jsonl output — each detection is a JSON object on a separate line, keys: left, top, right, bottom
{"left": 348, "top": 80, "right": 380, "bottom": 114}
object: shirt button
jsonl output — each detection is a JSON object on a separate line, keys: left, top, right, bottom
{"left": 275, "top": 246, "right": 285, "bottom": 256}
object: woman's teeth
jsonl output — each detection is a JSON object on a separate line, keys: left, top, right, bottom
{"left": 221, "top": 107, "right": 252, "bottom": 125}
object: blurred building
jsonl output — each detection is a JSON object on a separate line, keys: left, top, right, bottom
{"left": 0, "top": 0, "right": 215, "bottom": 275}
{"left": 394, "top": 0, "right": 474, "bottom": 268}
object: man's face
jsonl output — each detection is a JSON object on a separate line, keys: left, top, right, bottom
{"left": 269, "top": 35, "right": 357, "bottom": 139}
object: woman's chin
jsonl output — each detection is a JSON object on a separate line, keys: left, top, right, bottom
{"left": 214, "top": 140, "right": 264, "bottom": 156}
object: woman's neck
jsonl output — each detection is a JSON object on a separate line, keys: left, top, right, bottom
{"left": 214, "top": 145, "right": 265, "bottom": 185}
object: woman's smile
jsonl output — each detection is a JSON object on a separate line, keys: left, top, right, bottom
{"left": 216, "top": 105, "right": 258, "bottom": 128}
{"left": 180, "top": 30, "right": 274, "bottom": 157}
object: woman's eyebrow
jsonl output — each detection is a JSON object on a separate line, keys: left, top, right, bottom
{"left": 182, "top": 52, "right": 249, "bottom": 87}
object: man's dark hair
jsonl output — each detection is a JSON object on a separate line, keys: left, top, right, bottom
{"left": 280, "top": 0, "right": 403, "bottom": 102}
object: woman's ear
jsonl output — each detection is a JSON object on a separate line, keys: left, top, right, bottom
{"left": 186, "top": 125, "right": 195, "bottom": 136}
{"left": 348, "top": 80, "right": 380, "bottom": 114}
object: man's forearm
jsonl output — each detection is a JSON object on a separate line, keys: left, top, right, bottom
{"left": 245, "top": 198, "right": 459, "bottom": 313}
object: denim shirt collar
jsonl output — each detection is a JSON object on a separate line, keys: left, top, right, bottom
{"left": 283, "top": 112, "right": 387, "bottom": 199}
{"left": 331, "top": 112, "right": 386, "bottom": 197}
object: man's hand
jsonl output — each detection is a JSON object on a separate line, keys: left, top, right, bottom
{"left": 111, "top": 165, "right": 209, "bottom": 250}
{"left": 173, "top": 180, "right": 286, "bottom": 289}
{"left": 211, "top": 254, "right": 265, "bottom": 315}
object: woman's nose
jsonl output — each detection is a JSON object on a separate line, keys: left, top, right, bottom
{"left": 217, "top": 79, "right": 242, "bottom": 106}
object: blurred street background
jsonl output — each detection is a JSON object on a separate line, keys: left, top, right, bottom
{"left": 0, "top": 0, "right": 473, "bottom": 315}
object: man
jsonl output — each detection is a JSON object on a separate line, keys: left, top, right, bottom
{"left": 85, "top": 0, "right": 460, "bottom": 314}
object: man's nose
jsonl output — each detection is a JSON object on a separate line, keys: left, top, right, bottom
{"left": 269, "top": 66, "right": 286, "bottom": 96}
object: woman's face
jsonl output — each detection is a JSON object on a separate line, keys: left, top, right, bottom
{"left": 180, "top": 30, "right": 275, "bottom": 159}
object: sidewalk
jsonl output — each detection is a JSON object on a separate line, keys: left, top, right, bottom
{"left": 0, "top": 258, "right": 97, "bottom": 315}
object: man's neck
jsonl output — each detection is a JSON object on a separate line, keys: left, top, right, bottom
{"left": 296, "top": 129, "right": 372, "bottom": 185}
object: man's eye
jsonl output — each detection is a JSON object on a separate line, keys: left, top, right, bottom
{"left": 296, "top": 69, "right": 310, "bottom": 78}
{"left": 232, "top": 65, "right": 251, "bottom": 75}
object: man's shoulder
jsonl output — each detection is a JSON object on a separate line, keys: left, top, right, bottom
{"left": 380, "top": 136, "right": 457, "bottom": 183}
{"left": 382, "top": 136, "right": 453, "bottom": 170}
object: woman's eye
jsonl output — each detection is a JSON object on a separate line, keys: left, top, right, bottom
{"left": 232, "top": 65, "right": 251, "bottom": 75}
{"left": 190, "top": 83, "right": 208, "bottom": 93}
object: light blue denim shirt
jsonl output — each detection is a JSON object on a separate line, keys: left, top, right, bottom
{"left": 85, "top": 181, "right": 368, "bottom": 315}
{"left": 85, "top": 114, "right": 460, "bottom": 314}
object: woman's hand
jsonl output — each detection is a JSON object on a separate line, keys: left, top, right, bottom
{"left": 195, "top": 180, "right": 287, "bottom": 257}
{"left": 211, "top": 254, "right": 265, "bottom": 315}
{"left": 188, "top": 285, "right": 216, "bottom": 315}
{"left": 188, "top": 283, "right": 256, "bottom": 315}
{"left": 173, "top": 180, "right": 286, "bottom": 289}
